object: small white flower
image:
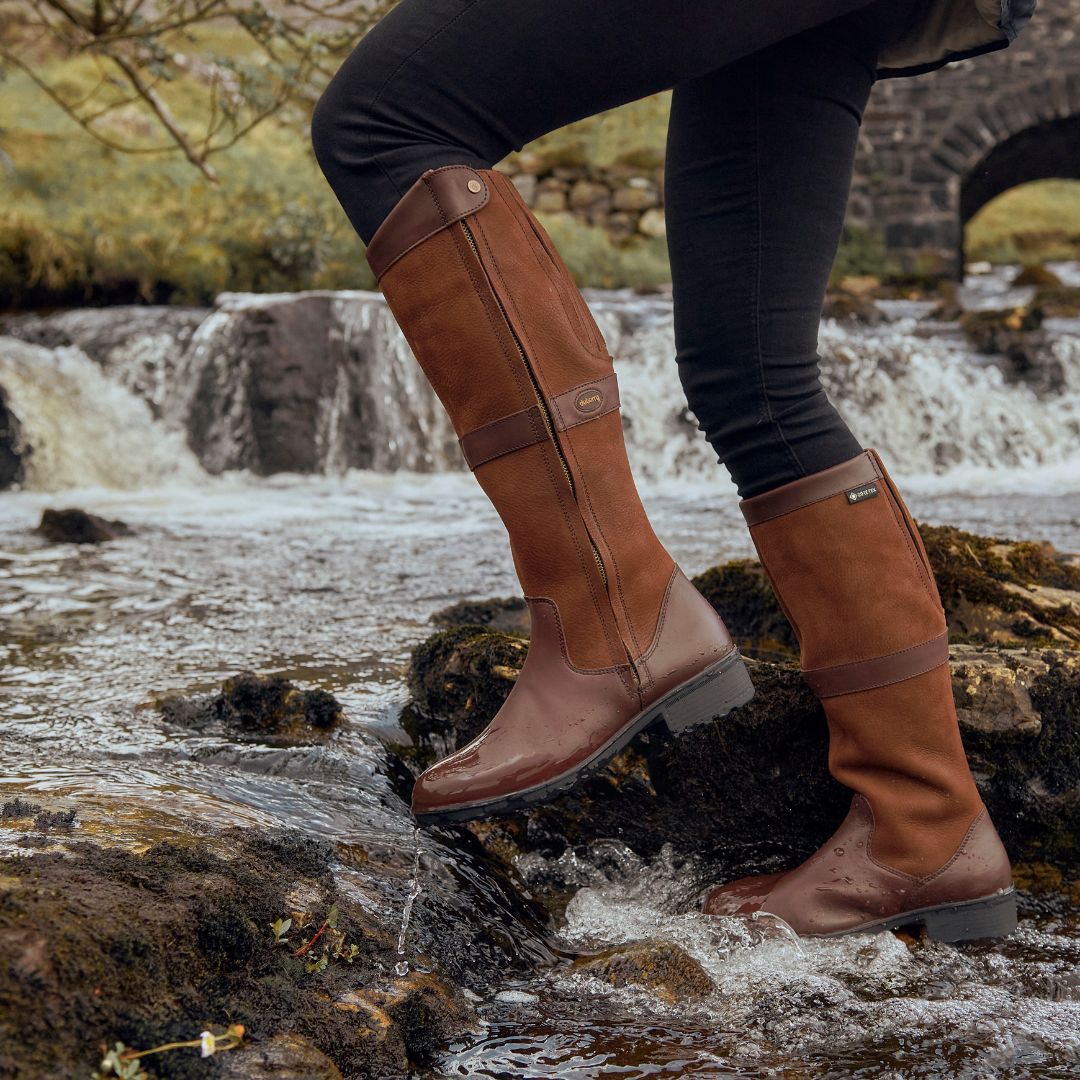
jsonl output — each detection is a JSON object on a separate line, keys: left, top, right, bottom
{"left": 200, "top": 1032, "right": 216, "bottom": 1058}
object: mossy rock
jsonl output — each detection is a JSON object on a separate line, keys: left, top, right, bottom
{"left": 157, "top": 672, "right": 343, "bottom": 744}
{"left": 960, "top": 306, "right": 1044, "bottom": 354}
{"left": 575, "top": 942, "right": 714, "bottom": 1002}
{"left": 921, "top": 525, "right": 1080, "bottom": 647}
{"left": 402, "top": 625, "right": 529, "bottom": 756}
{"left": 1031, "top": 284, "right": 1080, "bottom": 318}
{"left": 1012, "top": 264, "right": 1063, "bottom": 287}
{"left": 0, "top": 830, "right": 482, "bottom": 1080}
{"left": 690, "top": 559, "right": 796, "bottom": 660}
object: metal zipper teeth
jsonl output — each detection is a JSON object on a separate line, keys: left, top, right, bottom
{"left": 460, "top": 218, "right": 609, "bottom": 593}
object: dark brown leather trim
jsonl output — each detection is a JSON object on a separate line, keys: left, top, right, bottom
{"left": 365, "top": 165, "right": 490, "bottom": 280}
{"left": 548, "top": 373, "right": 621, "bottom": 433}
{"left": 459, "top": 405, "right": 546, "bottom": 470}
{"left": 802, "top": 631, "right": 950, "bottom": 698}
{"left": 740, "top": 450, "right": 881, "bottom": 527}
{"left": 459, "top": 373, "right": 622, "bottom": 470}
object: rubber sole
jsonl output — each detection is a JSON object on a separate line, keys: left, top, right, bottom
{"left": 414, "top": 648, "right": 754, "bottom": 825}
{"left": 829, "top": 887, "right": 1018, "bottom": 943}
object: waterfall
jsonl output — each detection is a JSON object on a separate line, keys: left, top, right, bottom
{"left": 0, "top": 337, "right": 203, "bottom": 491}
{"left": 1, "top": 283, "right": 1078, "bottom": 491}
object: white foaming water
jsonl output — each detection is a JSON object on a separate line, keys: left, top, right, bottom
{"left": 3, "top": 268, "right": 1079, "bottom": 493}
{"left": 0, "top": 337, "right": 204, "bottom": 491}
{"left": 447, "top": 846, "right": 1080, "bottom": 1075}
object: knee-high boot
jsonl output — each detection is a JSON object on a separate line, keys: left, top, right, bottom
{"left": 366, "top": 164, "right": 754, "bottom": 823}
{"left": 703, "top": 451, "right": 1015, "bottom": 940}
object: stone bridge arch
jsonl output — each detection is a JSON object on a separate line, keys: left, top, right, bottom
{"left": 849, "top": 2, "right": 1080, "bottom": 276}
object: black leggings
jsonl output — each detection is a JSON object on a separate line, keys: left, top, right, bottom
{"left": 312, "top": 0, "right": 923, "bottom": 497}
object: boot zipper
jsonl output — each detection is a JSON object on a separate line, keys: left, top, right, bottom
{"left": 457, "top": 217, "right": 635, "bottom": 682}
{"left": 461, "top": 218, "right": 610, "bottom": 595}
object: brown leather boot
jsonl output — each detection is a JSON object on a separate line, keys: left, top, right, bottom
{"left": 703, "top": 450, "right": 1016, "bottom": 941}
{"left": 365, "top": 165, "right": 753, "bottom": 823}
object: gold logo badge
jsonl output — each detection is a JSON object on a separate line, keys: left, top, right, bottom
{"left": 575, "top": 389, "right": 603, "bottom": 413}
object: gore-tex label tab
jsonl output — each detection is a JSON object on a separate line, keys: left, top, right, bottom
{"left": 846, "top": 482, "right": 880, "bottom": 505}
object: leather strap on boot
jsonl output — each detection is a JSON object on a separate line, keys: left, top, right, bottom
{"left": 741, "top": 451, "right": 948, "bottom": 697}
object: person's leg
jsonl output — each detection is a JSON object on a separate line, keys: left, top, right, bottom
{"left": 663, "top": 8, "right": 1014, "bottom": 939}
{"left": 312, "top": 0, "right": 893, "bottom": 245}
{"left": 664, "top": 7, "right": 903, "bottom": 498}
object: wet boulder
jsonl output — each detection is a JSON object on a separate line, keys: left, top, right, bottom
{"left": 822, "top": 278, "right": 884, "bottom": 324}
{"left": 157, "top": 671, "right": 344, "bottom": 743}
{"left": 960, "top": 305, "right": 1044, "bottom": 355}
{"left": 36, "top": 507, "right": 131, "bottom": 544}
{"left": 574, "top": 942, "right": 715, "bottom": 1002}
{"left": 0, "top": 383, "right": 27, "bottom": 489}
{"left": 922, "top": 526, "right": 1080, "bottom": 647}
{"left": 0, "top": 826, "right": 518, "bottom": 1080}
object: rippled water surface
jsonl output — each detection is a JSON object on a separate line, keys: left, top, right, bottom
{"left": 1, "top": 469, "right": 1079, "bottom": 1077}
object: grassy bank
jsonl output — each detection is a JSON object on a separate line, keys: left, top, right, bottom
{"left": 2, "top": 31, "right": 1079, "bottom": 307}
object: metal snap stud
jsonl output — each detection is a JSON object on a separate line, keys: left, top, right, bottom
{"left": 467, "top": 179, "right": 482, "bottom": 193}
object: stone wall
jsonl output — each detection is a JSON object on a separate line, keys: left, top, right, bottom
{"left": 497, "top": 153, "right": 667, "bottom": 245}
{"left": 499, "top": 5, "right": 1080, "bottom": 276}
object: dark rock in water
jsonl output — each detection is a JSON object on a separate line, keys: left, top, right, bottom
{"left": 398, "top": 529, "right": 1080, "bottom": 885}
{"left": 0, "top": 799, "right": 43, "bottom": 820}
{"left": 433, "top": 595, "right": 531, "bottom": 635}
{"left": 575, "top": 942, "right": 715, "bottom": 1001}
{"left": 220, "top": 1033, "right": 343, "bottom": 1079}
{"left": 36, "top": 508, "right": 131, "bottom": 544}
{"left": 1012, "top": 264, "right": 1063, "bottom": 287}
{"left": 158, "top": 671, "right": 344, "bottom": 743}
{"left": 0, "top": 384, "right": 27, "bottom": 489}
{"left": 404, "top": 627, "right": 530, "bottom": 759}
{"left": 822, "top": 280, "right": 884, "bottom": 324}
{"left": 0, "top": 826, "right": 530, "bottom": 1080}
{"left": 960, "top": 305, "right": 1044, "bottom": 355}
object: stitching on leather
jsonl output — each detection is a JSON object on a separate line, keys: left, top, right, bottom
{"left": 375, "top": 166, "right": 490, "bottom": 278}
{"left": 874, "top": 453, "right": 939, "bottom": 605}
{"left": 485, "top": 177, "right": 638, "bottom": 664}
{"left": 527, "top": 597, "right": 638, "bottom": 695}
{"left": 634, "top": 566, "right": 678, "bottom": 688}
{"left": 861, "top": 796, "right": 922, "bottom": 883}
{"left": 556, "top": 399, "right": 621, "bottom": 433}
{"left": 468, "top": 211, "right": 622, "bottom": 669}
{"left": 812, "top": 652, "right": 950, "bottom": 695}
{"left": 461, "top": 407, "right": 545, "bottom": 468}
{"left": 880, "top": 471, "right": 939, "bottom": 607}
{"left": 807, "top": 630, "right": 950, "bottom": 678}
{"left": 467, "top": 430, "right": 544, "bottom": 469}
{"left": 494, "top": 173, "right": 610, "bottom": 361}
{"left": 915, "top": 809, "right": 987, "bottom": 888}
{"left": 745, "top": 460, "right": 883, "bottom": 527}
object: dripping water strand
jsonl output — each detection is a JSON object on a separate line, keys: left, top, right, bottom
{"left": 394, "top": 825, "right": 422, "bottom": 977}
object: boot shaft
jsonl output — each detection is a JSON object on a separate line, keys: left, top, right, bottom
{"left": 367, "top": 165, "right": 676, "bottom": 676}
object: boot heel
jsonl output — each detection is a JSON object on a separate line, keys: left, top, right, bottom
{"left": 917, "top": 890, "right": 1018, "bottom": 943}
{"left": 661, "top": 653, "right": 755, "bottom": 734}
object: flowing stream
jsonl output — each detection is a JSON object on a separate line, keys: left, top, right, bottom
{"left": 1, "top": 263, "right": 1079, "bottom": 1076}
